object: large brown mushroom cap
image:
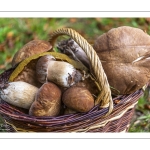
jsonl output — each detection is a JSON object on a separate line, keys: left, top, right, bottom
{"left": 29, "top": 82, "right": 62, "bottom": 117}
{"left": 12, "top": 40, "right": 52, "bottom": 67}
{"left": 93, "top": 26, "right": 150, "bottom": 95}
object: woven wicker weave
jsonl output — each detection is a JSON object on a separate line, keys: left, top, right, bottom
{"left": 0, "top": 28, "right": 144, "bottom": 132}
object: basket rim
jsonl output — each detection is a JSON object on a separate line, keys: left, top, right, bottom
{"left": 0, "top": 89, "right": 143, "bottom": 124}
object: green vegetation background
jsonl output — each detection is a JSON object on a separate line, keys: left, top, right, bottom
{"left": 0, "top": 18, "right": 150, "bottom": 132}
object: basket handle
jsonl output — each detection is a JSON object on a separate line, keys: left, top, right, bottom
{"left": 49, "top": 28, "right": 113, "bottom": 116}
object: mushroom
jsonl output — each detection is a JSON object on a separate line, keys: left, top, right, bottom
{"left": 11, "top": 40, "right": 52, "bottom": 68}
{"left": 93, "top": 26, "right": 150, "bottom": 95}
{"left": 29, "top": 82, "right": 62, "bottom": 117}
{"left": 57, "top": 38, "right": 91, "bottom": 71}
{"left": 36, "top": 55, "right": 83, "bottom": 87}
{"left": 62, "top": 86, "right": 94, "bottom": 112}
{"left": 11, "top": 40, "right": 52, "bottom": 87}
{"left": 0, "top": 81, "right": 38, "bottom": 109}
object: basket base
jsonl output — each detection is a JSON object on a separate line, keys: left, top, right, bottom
{"left": 2, "top": 105, "right": 136, "bottom": 132}
{"left": 0, "top": 88, "right": 143, "bottom": 132}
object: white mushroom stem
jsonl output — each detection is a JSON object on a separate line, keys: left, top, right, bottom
{"left": 36, "top": 55, "right": 83, "bottom": 87}
{"left": 47, "top": 61, "right": 82, "bottom": 87}
{"left": 0, "top": 81, "right": 38, "bottom": 109}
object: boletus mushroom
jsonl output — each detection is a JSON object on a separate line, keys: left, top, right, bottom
{"left": 93, "top": 26, "right": 150, "bottom": 95}
{"left": 36, "top": 55, "right": 83, "bottom": 87}
{"left": 62, "top": 86, "right": 94, "bottom": 112}
{"left": 11, "top": 40, "right": 52, "bottom": 87}
{"left": 29, "top": 82, "right": 62, "bottom": 117}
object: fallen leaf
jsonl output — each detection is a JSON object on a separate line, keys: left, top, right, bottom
{"left": 0, "top": 64, "right": 6, "bottom": 69}
{"left": 144, "top": 104, "right": 150, "bottom": 110}
{"left": 146, "top": 18, "right": 150, "bottom": 23}
{"left": 0, "top": 43, "right": 5, "bottom": 52}
{"left": 69, "top": 18, "right": 77, "bottom": 23}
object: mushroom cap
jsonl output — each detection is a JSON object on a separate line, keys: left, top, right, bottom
{"left": 12, "top": 40, "right": 52, "bottom": 67}
{"left": 36, "top": 55, "right": 56, "bottom": 83}
{"left": 29, "top": 82, "right": 62, "bottom": 117}
{"left": 62, "top": 86, "right": 94, "bottom": 112}
{"left": 93, "top": 26, "right": 150, "bottom": 95}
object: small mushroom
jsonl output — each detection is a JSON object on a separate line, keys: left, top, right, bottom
{"left": 12, "top": 40, "right": 52, "bottom": 67}
{"left": 36, "top": 55, "right": 83, "bottom": 87}
{"left": 29, "top": 82, "right": 62, "bottom": 117}
{"left": 0, "top": 81, "right": 38, "bottom": 109}
{"left": 62, "top": 86, "right": 94, "bottom": 112}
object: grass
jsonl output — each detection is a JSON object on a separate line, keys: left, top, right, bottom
{"left": 129, "top": 92, "right": 150, "bottom": 132}
{"left": 0, "top": 18, "right": 150, "bottom": 132}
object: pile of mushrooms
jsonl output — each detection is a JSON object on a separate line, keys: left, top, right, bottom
{"left": 0, "top": 39, "right": 97, "bottom": 117}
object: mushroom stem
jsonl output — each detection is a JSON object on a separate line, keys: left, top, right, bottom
{"left": 0, "top": 81, "right": 38, "bottom": 109}
{"left": 47, "top": 61, "right": 82, "bottom": 87}
{"left": 36, "top": 55, "right": 83, "bottom": 87}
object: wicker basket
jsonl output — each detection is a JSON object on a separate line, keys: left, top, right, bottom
{"left": 0, "top": 28, "right": 144, "bottom": 132}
